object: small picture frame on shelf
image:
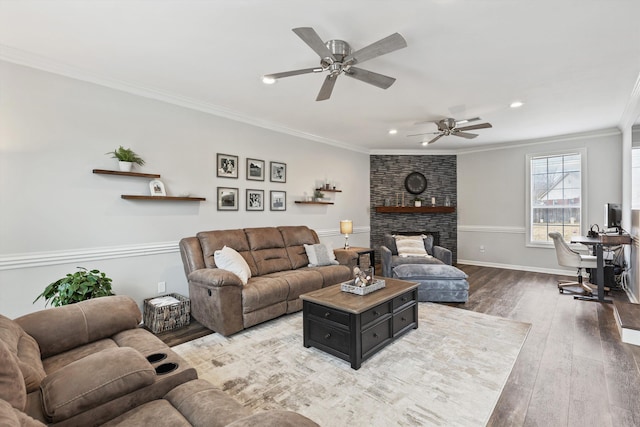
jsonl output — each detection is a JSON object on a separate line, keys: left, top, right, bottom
{"left": 217, "top": 187, "right": 239, "bottom": 211}
{"left": 149, "top": 179, "right": 166, "bottom": 196}
{"left": 246, "top": 158, "right": 265, "bottom": 181}
{"left": 246, "top": 189, "right": 264, "bottom": 211}
{"left": 270, "top": 190, "right": 286, "bottom": 211}
{"left": 216, "top": 153, "right": 238, "bottom": 179}
{"left": 270, "top": 161, "right": 286, "bottom": 183}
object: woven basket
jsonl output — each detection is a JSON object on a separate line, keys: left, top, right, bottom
{"left": 143, "top": 293, "right": 190, "bottom": 334}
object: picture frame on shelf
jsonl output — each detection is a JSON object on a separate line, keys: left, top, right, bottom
{"left": 149, "top": 179, "right": 166, "bottom": 196}
{"left": 216, "top": 153, "right": 238, "bottom": 178}
{"left": 270, "top": 190, "right": 286, "bottom": 211}
{"left": 246, "top": 158, "right": 265, "bottom": 181}
{"left": 270, "top": 161, "right": 286, "bottom": 183}
{"left": 246, "top": 189, "right": 264, "bottom": 211}
{"left": 217, "top": 187, "right": 239, "bottom": 211}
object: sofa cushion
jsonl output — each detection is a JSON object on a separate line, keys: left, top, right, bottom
{"left": 15, "top": 296, "right": 141, "bottom": 359}
{"left": 304, "top": 243, "right": 339, "bottom": 267}
{"left": 245, "top": 227, "right": 293, "bottom": 275}
{"left": 42, "top": 339, "right": 117, "bottom": 375}
{"left": 197, "top": 229, "right": 257, "bottom": 275}
{"left": 0, "top": 340, "right": 27, "bottom": 411}
{"left": 279, "top": 226, "right": 320, "bottom": 269}
{"left": 214, "top": 246, "right": 252, "bottom": 285}
{"left": 100, "top": 399, "right": 191, "bottom": 426}
{"left": 0, "top": 314, "right": 46, "bottom": 393}
{"left": 384, "top": 233, "right": 434, "bottom": 255}
{"left": 40, "top": 347, "right": 156, "bottom": 423}
{"left": 164, "top": 379, "right": 253, "bottom": 427}
{"left": 242, "top": 276, "right": 290, "bottom": 313}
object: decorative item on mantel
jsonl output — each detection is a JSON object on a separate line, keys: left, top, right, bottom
{"left": 313, "top": 189, "right": 325, "bottom": 201}
{"left": 412, "top": 197, "right": 423, "bottom": 207}
{"left": 340, "top": 219, "right": 353, "bottom": 249}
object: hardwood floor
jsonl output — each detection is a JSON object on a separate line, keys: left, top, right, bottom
{"left": 454, "top": 265, "right": 640, "bottom": 427}
{"left": 159, "top": 265, "right": 640, "bottom": 426}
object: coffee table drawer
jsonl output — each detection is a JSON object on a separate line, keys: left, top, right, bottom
{"left": 362, "top": 318, "right": 392, "bottom": 355}
{"left": 393, "top": 290, "right": 416, "bottom": 310}
{"left": 307, "top": 302, "right": 350, "bottom": 326}
{"left": 361, "top": 302, "right": 390, "bottom": 327}
{"left": 308, "top": 320, "right": 350, "bottom": 355}
{"left": 393, "top": 305, "right": 416, "bottom": 334}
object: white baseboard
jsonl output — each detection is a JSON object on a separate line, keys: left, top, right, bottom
{"left": 457, "top": 259, "right": 571, "bottom": 276}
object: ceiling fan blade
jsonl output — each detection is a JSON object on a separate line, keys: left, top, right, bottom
{"left": 456, "top": 122, "right": 492, "bottom": 132}
{"left": 407, "top": 131, "right": 439, "bottom": 137}
{"left": 292, "top": 27, "right": 336, "bottom": 61}
{"left": 456, "top": 117, "right": 481, "bottom": 125}
{"left": 344, "top": 32, "right": 407, "bottom": 64}
{"left": 454, "top": 132, "right": 478, "bottom": 139}
{"left": 316, "top": 74, "right": 338, "bottom": 101}
{"left": 424, "top": 134, "right": 444, "bottom": 145}
{"left": 264, "top": 67, "right": 323, "bottom": 80}
{"left": 345, "top": 67, "right": 396, "bottom": 89}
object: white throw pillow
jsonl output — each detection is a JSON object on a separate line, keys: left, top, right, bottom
{"left": 304, "top": 243, "right": 339, "bottom": 267}
{"left": 395, "top": 235, "right": 432, "bottom": 258}
{"left": 214, "top": 246, "right": 252, "bottom": 285}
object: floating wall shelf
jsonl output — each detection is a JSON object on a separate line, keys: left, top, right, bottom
{"left": 121, "top": 195, "right": 206, "bottom": 202}
{"left": 295, "top": 201, "right": 334, "bottom": 205}
{"left": 375, "top": 206, "right": 455, "bottom": 213}
{"left": 93, "top": 169, "right": 161, "bottom": 179}
{"left": 315, "top": 188, "right": 342, "bottom": 192}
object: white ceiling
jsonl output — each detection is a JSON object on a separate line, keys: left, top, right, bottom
{"left": 1, "top": 1, "right": 640, "bottom": 153}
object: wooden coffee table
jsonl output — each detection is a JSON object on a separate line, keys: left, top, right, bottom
{"left": 300, "top": 277, "right": 419, "bottom": 370}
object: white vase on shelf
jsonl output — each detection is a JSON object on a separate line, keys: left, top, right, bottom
{"left": 118, "top": 161, "right": 133, "bottom": 172}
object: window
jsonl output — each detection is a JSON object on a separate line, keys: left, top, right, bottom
{"left": 527, "top": 151, "right": 584, "bottom": 245}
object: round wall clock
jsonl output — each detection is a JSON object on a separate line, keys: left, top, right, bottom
{"left": 404, "top": 172, "right": 427, "bottom": 194}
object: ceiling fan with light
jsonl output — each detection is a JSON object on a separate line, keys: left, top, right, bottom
{"left": 263, "top": 27, "right": 407, "bottom": 101}
{"left": 408, "top": 117, "right": 493, "bottom": 145}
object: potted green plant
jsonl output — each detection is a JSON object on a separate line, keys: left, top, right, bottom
{"left": 34, "top": 267, "right": 115, "bottom": 307}
{"left": 107, "top": 146, "right": 145, "bottom": 172}
{"left": 412, "top": 197, "right": 423, "bottom": 207}
{"left": 313, "top": 190, "right": 325, "bottom": 201}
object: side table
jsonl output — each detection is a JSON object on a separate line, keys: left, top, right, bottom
{"left": 335, "top": 247, "right": 375, "bottom": 269}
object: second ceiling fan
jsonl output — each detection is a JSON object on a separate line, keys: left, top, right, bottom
{"left": 409, "top": 117, "right": 493, "bottom": 145}
{"left": 263, "top": 27, "right": 407, "bottom": 101}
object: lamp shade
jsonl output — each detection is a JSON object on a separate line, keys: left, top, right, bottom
{"left": 340, "top": 220, "right": 353, "bottom": 235}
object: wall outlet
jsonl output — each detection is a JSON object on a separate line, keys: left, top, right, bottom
{"left": 157, "top": 281, "right": 166, "bottom": 293}
{"left": 479, "top": 245, "right": 486, "bottom": 253}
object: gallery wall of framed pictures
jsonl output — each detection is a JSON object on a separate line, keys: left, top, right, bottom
{"left": 216, "top": 153, "right": 287, "bottom": 211}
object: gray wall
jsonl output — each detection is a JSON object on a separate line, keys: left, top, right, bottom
{"left": 457, "top": 130, "right": 623, "bottom": 274}
{"left": 369, "top": 155, "right": 457, "bottom": 264}
{"left": 0, "top": 61, "right": 371, "bottom": 318}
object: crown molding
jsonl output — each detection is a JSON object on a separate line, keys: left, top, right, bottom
{"left": 0, "top": 45, "right": 368, "bottom": 155}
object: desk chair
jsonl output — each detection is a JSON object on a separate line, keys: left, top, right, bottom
{"left": 549, "top": 232, "right": 598, "bottom": 295}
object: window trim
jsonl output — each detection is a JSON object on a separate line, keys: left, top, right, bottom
{"left": 525, "top": 148, "right": 587, "bottom": 248}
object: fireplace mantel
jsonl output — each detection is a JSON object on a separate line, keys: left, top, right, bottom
{"left": 374, "top": 206, "right": 455, "bottom": 214}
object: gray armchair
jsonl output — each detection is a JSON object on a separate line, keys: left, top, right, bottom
{"left": 380, "top": 233, "right": 452, "bottom": 277}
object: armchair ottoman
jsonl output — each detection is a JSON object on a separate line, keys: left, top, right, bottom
{"left": 392, "top": 264, "right": 469, "bottom": 303}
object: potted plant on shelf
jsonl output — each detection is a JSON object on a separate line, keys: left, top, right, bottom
{"left": 313, "top": 190, "right": 325, "bottom": 202}
{"left": 412, "top": 197, "right": 423, "bottom": 207}
{"left": 107, "top": 146, "right": 145, "bottom": 172}
{"left": 33, "top": 267, "right": 115, "bottom": 307}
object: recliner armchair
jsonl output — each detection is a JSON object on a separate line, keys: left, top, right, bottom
{"left": 380, "top": 233, "right": 452, "bottom": 278}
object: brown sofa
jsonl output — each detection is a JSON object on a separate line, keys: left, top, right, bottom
{"left": 180, "top": 225, "right": 357, "bottom": 336}
{"left": 0, "top": 296, "right": 318, "bottom": 426}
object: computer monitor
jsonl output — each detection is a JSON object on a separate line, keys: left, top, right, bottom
{"left": 604, "top": 203, "right": 622, "bottom": 233}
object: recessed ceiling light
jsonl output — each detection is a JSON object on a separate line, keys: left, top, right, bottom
{"left": 510, "top": 101, "right": 524, "bottom": 108}
{"left": 262, "top": 76, "right": 277, "bottom": 85}
{"left": 388, "top": 129, "right": 398, "bottom": 135}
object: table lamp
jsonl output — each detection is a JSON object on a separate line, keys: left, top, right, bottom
{"left": 340, "top": 220, "right": 353, "bottom": 249}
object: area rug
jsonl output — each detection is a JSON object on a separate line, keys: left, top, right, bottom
{"left": 172, "top": 303, "right": 530, "bottom": 427}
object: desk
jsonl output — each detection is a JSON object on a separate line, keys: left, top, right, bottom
{"left": 570, "top": 234, "right": 631, "bottom": 303}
